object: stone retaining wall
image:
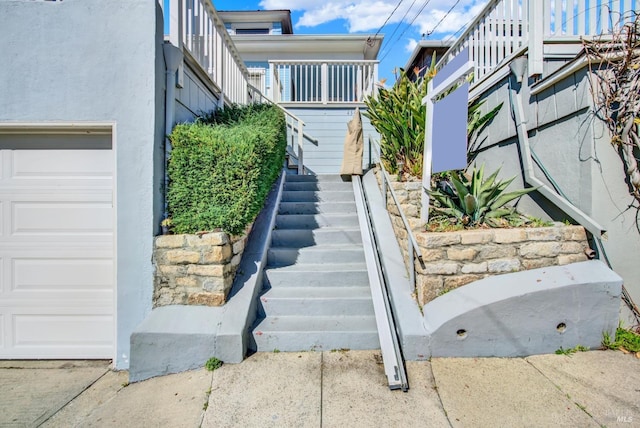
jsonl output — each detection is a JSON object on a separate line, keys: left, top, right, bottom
{"left": 374, "top": 169, "right": 590, "bottom": 307}
{"left": 415, "top": 225, "right": 590, "bottom": 305}
{"left": 153, "top": 228, "right": 250, "bottom": 307}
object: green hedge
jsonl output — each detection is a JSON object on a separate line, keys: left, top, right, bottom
{"left": 167, "top": 104, "right": 286, "bottom": 235}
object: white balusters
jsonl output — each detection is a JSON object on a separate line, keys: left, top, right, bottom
{"left": 267, "top": 61, "right": 378, "bottom": 104}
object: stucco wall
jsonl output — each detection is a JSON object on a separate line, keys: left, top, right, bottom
{"left": 0, "top": 0, "right": 164, "bottom": 368}
{"left": 471, "top": 63, "right": 640, "bottom": 307}
{"left": 285, "top": 106, "right": 378, "bottom": 174}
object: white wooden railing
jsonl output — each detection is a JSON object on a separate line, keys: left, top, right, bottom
{"left": 269, "top": 60, "right": 378, "bottom": 104}
{"left": 440, "top": 0, "right": 637, "bottom": 82}
{"left": 165, "top": 0, "right": 250, "bottom": 105}
{"left": 247, "top": 68, "right": 267, "bottom": 95}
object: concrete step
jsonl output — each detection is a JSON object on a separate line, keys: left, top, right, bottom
{"left": 271, "top": 229, "right": 362, "bottom": 247}
{"left": 267, "top": 245, "right": 365, "bottom": 266}
{"left": 264, "top": 264, "right": 369, "bottom": 287}
{"left": 259, "top": 286, "right": 375, "bottom": 316}
{"left": 275, "top": 214, "right": 359, "bottom": 229}
{"left": 252, "top": 315, "right": 380, "bottom": 352}
{"left": 285, "top": 174, "right": 346, "bottom": 183}
{"left": 278, "top": 201, "right": 356, "bottom": 215}
{"left": 280, "top": 190, "right": 355, "bottom": 203}
{"left": 284, "top": 181, "right": 352, "bottom": 192}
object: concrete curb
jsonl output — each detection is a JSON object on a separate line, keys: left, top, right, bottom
{"left": 423, "top": 260, "right": 623, "bottom": 357}
{"left": 362, "top": 169, "right": 430, "bottom": 360}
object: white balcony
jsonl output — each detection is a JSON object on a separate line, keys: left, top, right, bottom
{"left": 269, "top": 60, "right": 378, "bottom": 105}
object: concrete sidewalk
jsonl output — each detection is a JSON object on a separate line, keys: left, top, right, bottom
{"left": 1, "top": 350, "right": 638, "bottom": 427}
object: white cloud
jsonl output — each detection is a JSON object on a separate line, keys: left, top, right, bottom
{"left": 259, "top": 0, "right": 488, "bottom": 36}
{"left": 405, "top": 38, "right": 418, "bottom": 53}
{"left": 415, "top": 2, "right": 488, "bottom": 37}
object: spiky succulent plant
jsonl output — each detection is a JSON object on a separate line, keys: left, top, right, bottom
{"left": 427, "top": 164, "right": 536, "bottom": 227}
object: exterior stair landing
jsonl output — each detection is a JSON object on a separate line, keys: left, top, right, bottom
{"left": 251, "top": 174, "right": 379, "bottom": 352}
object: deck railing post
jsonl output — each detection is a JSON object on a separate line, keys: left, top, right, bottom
{"left": 169, "top": 0, "right": 181, "bottom": 47}
{"left": 373, "top": 63, "right": 379, "bottom": 98}
{"left": 529, "top": 0, "right": 544, "bottom": 77}
{"left": 297, "top": 120, "right": 304, "bottom": 175}
{"left": 268, "top": 62, "right": 275, "bottom": 101}
{"left": 218, "top": 44, "right": 225, "bottom": 108}
{"left": 321, "top": 62, "right": 328, "bottom": 104}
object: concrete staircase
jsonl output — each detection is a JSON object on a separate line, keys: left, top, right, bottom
{"left": 252, "top": 174, "right": 379, "bottom": 352}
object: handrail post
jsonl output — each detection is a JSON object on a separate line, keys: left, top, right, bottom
{"left": 288, "top": 115, "right": 294, "bottom": 151}
{"left": 382, "top": 171, "right": 387, "bottom": 208}
{"left": 409, "top": 250, "right": 416, "bottom": 291}
{"left": 297, "top": 120, "right": 304, "bottom": 175}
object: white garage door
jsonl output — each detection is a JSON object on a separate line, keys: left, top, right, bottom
{"left": 0, "top": 135, "right": 114, "bottom": 359}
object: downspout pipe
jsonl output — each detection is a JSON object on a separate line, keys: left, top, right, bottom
{"left": 162, "top": 43, "right": 184, "bottom": 223}
{"left": 508, "top": 56, "right": 606, "bottom": 238}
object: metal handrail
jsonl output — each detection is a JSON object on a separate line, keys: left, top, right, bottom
{"left": 368, "top": 135, "right": 423, "bottom": 290}
{"left": 248, "top": 84, "right": 318, "bottom": 174}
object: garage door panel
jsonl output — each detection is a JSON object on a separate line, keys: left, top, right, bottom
{"left": 10, "top": 150, "right": 113, "bottom": 179}
{"left": 12, "top": 201, "right": 113, "bottom": 236}
{"left": 13, "top": 314, "right": 112, "bottom": 354}
{"left": 12, "top": 258, "right": 113, "bottom": 292}
{"left": 0, "top": 245, "right": 113, "bottom": 256}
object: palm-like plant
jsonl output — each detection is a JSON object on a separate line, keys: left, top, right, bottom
{"left": 427, "top": 164, "right": 536, "bottom": 227}
{"left": 364, "top": 63, "right": 434, "bottom": 177}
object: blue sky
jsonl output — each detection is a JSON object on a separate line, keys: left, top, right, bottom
{"left": 211, "top": 0, "right": 488, "bottom": 83}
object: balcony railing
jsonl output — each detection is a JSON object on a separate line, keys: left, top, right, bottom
{"left": 440, "top": 0, "right": 636, "bottom": 83}
{"left": 165, "top": 0, "right": 250, "bottom": 105}
{"left": 269, "top": 60, "right": 378, "bottom": 104}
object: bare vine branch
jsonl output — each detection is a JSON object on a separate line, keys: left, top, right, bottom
{"left": 584, "top": 12, "right": 640, "bottom": 202}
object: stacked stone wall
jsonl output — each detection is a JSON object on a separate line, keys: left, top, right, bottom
{"left": 153, "top": 228, "right": 250, "bottom": 307}
{"left": 375, "top": 169, "right": 590, "bottom": 306}
{"left": 414, "top": 226, "right": 590, "bottom": 305}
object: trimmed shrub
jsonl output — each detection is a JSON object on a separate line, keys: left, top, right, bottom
{"left": 167, "top": 104, "right": 286, "bottom": 235}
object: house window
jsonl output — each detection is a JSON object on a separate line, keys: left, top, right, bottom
{"left": 235, "top": 28, "right": 269, "bottom": 35}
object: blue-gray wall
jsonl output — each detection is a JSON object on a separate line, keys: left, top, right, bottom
{"left": 284, "top": 106, "right": 378, "bottom": 174}
{"left": 0, "top": 0, "right": 165, "bottom": 369}
{"left": 471, "top": 63, "right": 640, "bottom": 309}
{"left": 175, "top": 64, "right": 220, "bottom": 124}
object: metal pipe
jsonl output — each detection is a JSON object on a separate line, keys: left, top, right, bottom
{"left": 162, "top": 43, "right": 184, "bottom": 224}
{"left": 508, "top": 62, "right": 606, "bottom": 237}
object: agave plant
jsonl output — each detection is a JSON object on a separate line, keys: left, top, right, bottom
{"left": 427, "top": 165, "right": 536, "bottom": 227}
